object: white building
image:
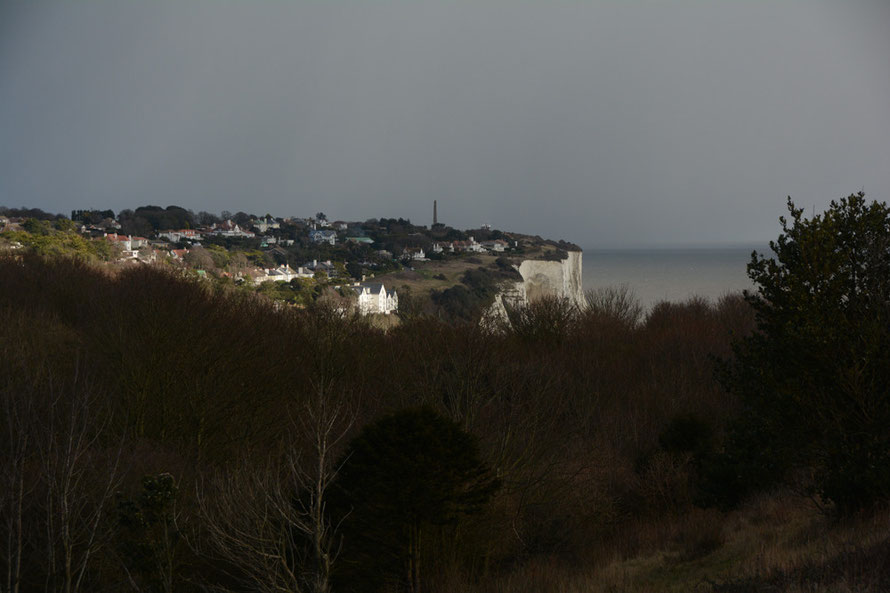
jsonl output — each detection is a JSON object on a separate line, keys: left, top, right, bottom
{"left": 404, "top": 247, "right": 426, "bottom": 261}
{"left": 251, "top": 217, "right": 280, "bottom": 233}
{"left": 158, "top": 229, "right": 202, "bottom": 243}
{"left": 482, "top": 239, "right": 508, "bottom": 252}
{"left": 210, "top": 221, "right": 256, "bottom": 238}
{"left": 105, "top": 233, "right": 149, "bottom": 258}
{"left": 351, "top": 282, "right": 398, "bottom": 315}
{"left": 254, "top": 265, "right": 314, "bottom": 283}
{"left": 309, "top": 229, "right": 337, "bottom": 245}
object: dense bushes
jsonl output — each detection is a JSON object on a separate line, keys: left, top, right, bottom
{"left": 1, "top": 254, "right": 756, "bottom": 592}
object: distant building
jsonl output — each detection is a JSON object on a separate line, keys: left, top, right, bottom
{"left": 351, "top": 282, "right": 398, "bottom": 315}
{"left": 451, "top": 236, "right": 484, "bottom": 253}
{"left": 253, "top": 264, "right": 314, "bottom": 283}
{"left": 482, "top": 239, "right": 508, "bottom": 252}
{"left": 158, "top": 229, "right": 202, "bottom": 243}
{"left": 251, "top": 216, "right": 280, "bottom": 233}
{"left": 210, "top": 220, "right": 255, "bottom": 238}
{"left": 403, "top": 247, "right": 426, "bottom": 261}
{"left": 309, "top": 229, "right": 337, "bottom": 245}
{"left": 105, "top": 233, "right": 149, "bottom": 258}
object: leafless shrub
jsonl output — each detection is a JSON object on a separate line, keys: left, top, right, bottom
{"left": 584, "top": 284, "right": 643, "bottom": 328}
{"left": 195, "top": 392, "right": 353, "bottom": 593}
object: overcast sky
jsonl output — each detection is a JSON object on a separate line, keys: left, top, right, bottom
{"left": 2, "top": 0, "right": 888, "bottom": 246}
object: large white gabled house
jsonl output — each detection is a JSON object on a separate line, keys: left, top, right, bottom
{"left": 351, "top": 282, "right": 398, "bottom": 315}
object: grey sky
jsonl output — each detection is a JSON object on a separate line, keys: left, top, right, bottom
{"left": 2, "top": 0, "right": 888, "bottom": 246}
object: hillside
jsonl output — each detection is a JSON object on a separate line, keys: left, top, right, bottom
{"left": 2, "top": 253, "right": 888, "bottom": 592}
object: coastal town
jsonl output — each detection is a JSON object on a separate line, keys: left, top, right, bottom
{"left": 0, "top": 205, "right": 577, "bottom": 317}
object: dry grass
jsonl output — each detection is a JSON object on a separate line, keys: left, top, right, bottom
{"left": 430, "top": 496, "right": 890, "bottom": 593}
{"left": 376, "top": 253, "right": 504, "bottom": 294}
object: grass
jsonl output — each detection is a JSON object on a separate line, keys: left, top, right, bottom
{"left": 432, "top": 495, "right": 890, "bottom": 593}
{"left": 375, "top": 253, "right": 504, "bottom": 294}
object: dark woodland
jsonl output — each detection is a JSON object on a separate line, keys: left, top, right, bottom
{"left": 2, "top": 194, "right": 890, "bottom": 592}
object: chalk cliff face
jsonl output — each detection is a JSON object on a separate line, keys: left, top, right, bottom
{"left": 516, "top": 251, "right": 585, "bottom": 307}
{"left": 494, "top": 250, "right": 585, "bottom": 314}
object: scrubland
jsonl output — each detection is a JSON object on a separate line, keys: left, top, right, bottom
{"left": 2, "top": 255, "right": 887, "bottom": 593}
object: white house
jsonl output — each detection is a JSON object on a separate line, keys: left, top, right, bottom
{"left": 351, "top": 282, "right": 398, "bottom": 315}
{"left": 465, "top": 236, "right": 485, "bottom": 252}
{"left": 105, "top": 233, "right": 149, "bottom": 258}
{"left": 251, "top": 217, "right": 280, "bottom": 233}
{"left": 253, "top": 264, "right": 315, "bottom": 283}
{"left": 210, "top": 221, "right": 255, "bottom": 238}
{"left": 482, "top": 239, "right": 508, "bottom": 252}
{"left": 309, "top": 229, "right": 337, "bottom": 245}
{"left": 404, "top": 247, "right": 426, "bottom": 261}
{"left": 449, "top": 236, "right": 485, "bottom": 253}
{"left": 158, "top": 229, "right": 202, "bottom": 243}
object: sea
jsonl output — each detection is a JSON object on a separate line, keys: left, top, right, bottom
{"left": 581, "top": 245, "right": 767, "bottom": 311}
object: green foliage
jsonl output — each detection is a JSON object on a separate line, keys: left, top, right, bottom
{"left": 204, "top": 243, "right": 230, "bottom": 268}
{"left": 0, "top": 206, "right": 60, "bottom": 220}
{"left": 720, "top": 193, "right": 890, "bottom": 512}
{"left": 116, "top": 473, "right": 182, "bottom": 592}
{"left": 332, "top": 407, "right": 500, "bottom": 593}
{"left": 2, "top": 227, "right": 116, "bottom": 261}
{"left": 255, "top": 278, "right": 319, "bottom": 305}
{"left": 54, "top": 218, "right": 77, "bottom": 232}
{"left": 346, "top": 261, "right": 363, "bottom": 280}
{"left": 431, "top": 266, "right": 521, "bottom": 322}
{"left": 542, "top": 248, "right": 568, "bottom": 261}
{"left": 71, "top": 208, "right": 115, "bottom": 224}
{"left": 116, "top": 205, "right": 197, "bottom": 236}
{"left": 22, "top": 218, "right": 52, "bottom": 235}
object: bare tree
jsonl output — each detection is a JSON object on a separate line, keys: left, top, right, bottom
{"left": 195, "top": 388, "right": 353, "bottom": 593}
{"left": 2, "top": 311, "right": 122, "bottom": 593}
{"left": 1, "top": 376, "right": 33, "bottom": 593}
{"left": 36, "top": 366, "right": 123, "bottom": 593}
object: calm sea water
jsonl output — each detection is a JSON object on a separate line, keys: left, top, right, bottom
{"left": 582, "top": 246, "right": 766, "bottom": 310}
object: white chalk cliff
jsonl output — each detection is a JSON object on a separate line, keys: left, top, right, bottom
{"left": 489, "top": 250, "right": 585, "bottom": 321}
{"left": 515, "top": 250, "right": 585, "bottom": 307}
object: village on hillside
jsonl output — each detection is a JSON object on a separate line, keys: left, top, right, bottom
{"left": 0, "top": 205, "right": 578, "bottom": 317}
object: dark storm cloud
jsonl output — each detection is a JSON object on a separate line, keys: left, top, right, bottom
{"left": 2, "top": 0, "right": 889, "bottom": 246}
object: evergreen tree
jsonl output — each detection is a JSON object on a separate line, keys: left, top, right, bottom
{"left": 720, "top": 193, "right": 890, "bottom": 512}
{"left": 331, "top": 407, "right": 499, "bottom": 593}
